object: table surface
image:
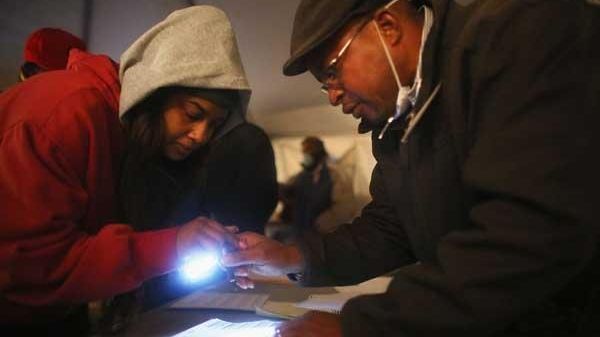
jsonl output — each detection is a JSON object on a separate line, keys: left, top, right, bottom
{"left": 118, "top": 280, "right": 333, "bottom": 337}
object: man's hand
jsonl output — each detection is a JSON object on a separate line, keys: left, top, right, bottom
{"left": 275, "top": 311, "right": 342, "bottom": 337}
{"left": 221, "top": 232, "right": 304, "bottom": 289}
{"left": 176, "top": 216, "right": 239, "bottom": 259}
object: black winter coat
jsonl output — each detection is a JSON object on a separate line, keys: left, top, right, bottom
{"left": 298, "top": 1, "right": 599, "bottom": 336}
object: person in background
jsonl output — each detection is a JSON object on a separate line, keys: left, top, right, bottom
{"left": 0, "top": 6, "right": 239, "bottom": 336}
{"left": 117, "top": 5, "right": 277, "bottom": 309}
{"left": 223, "top": 1, "right": 598, "bottom": 336}
{"left": 19, "top": 27, "right": 87, "bottom": 81}
{"left": 279, "top": 136, "right": 354, "bottom": 236}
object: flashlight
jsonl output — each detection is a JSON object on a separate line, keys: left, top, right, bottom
{"left": 179, "top": 252, "right": 220, "bottom": 283}
{"left": 178, "top": 239, "right": 239, "bottom": 283}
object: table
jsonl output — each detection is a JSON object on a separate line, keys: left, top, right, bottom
{"left": 118, "top": 280, "right": 330, "bottom": 337}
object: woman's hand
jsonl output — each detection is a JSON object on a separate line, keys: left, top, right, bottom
{"left": 176, "top": 216, "right": 238, "bottom": 258}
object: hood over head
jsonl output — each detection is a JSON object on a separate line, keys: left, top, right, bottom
{"left": 119, "top": 5, "right": 251, "bottom": 139}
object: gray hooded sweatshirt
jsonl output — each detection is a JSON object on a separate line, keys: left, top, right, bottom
{"left": 118, "top": 5, "right": 251, "bottom": 138}
{"left": 115, "top": 6, "right": 277, "bottom": 310}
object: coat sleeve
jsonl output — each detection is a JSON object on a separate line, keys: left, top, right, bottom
{"left": 0, "top": 89, "right": 179, "bottom": 307}
{"left": 298, "top": 162, "right": 417, "bottom": 286}
{"left": 340, "top": 2, "right": 598, "bottom": 336}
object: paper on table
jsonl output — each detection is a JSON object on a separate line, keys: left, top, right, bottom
{"left": 170, "top": 292, "right": 269, "bottom": 312}
{"left": 294, "top": 276, "right": 392, "bottom": 314}
{"left": 170, "top": 318, "right": 280, "bottom": 337}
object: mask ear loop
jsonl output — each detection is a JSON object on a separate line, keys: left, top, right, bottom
{"left": 386, "top": 0, "right": 401, "bottom": 9}
{"left": 375, "top": 0, "right": 425, "bottom": 140}
{"left": 374, "top": 21, "right": 402, "bottom": 93}
{"left": 374, "top": 19, "right": 409, "bottom": 140}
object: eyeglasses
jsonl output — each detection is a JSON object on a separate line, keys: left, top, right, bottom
{"left": 319, "top": 19, "right": 370, "bottom": 94}
{"left": 318, "top": 0, "right": 404, "bottom": 95}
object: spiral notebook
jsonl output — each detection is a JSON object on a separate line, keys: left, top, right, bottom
{"left": 293, "top": 276, "right": 392, "bottom": 314}
{"left": 293, "top": 292, "right": 357, "bottom": 314}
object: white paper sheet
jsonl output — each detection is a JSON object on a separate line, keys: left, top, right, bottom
{"left": 170, "top": 319, "right": 280, "bottom": 337}
{"left": 170, "top": 292, "right": 269, "bottom": 311}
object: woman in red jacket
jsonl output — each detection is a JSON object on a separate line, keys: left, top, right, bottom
{"left": 0, "top": 6, "right": 243, "bottom": 336}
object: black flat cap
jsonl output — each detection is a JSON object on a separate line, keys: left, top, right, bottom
{"left": 283, "top": 0, "right": 389, "bottom": 76}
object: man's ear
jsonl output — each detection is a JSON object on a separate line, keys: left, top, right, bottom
{"left": 372, "top": 10, "right": 403, "bottom": 46}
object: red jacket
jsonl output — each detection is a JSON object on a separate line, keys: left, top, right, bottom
{"left": 0, "top": 50, "right": 179, "bottom": 324}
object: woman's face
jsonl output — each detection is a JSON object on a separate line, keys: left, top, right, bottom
{"left": 162, "top": 93, "right": 227, "bottom": 161}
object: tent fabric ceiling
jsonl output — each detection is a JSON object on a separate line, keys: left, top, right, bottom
{"left": 0, "top": 0, "right": 360, "bottom": 136}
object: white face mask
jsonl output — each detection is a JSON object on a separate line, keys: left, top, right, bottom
{"left": 301, "top": 153, "right": 316, "bottom": 169}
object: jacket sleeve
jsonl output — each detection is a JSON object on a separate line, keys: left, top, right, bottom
{"left": 298, "top": 163, "right": 417, "bottom": 286}
{"left": 204, "top": 124, "right": 278, "bottom": 234}
{"left": 0, "top": 90, "right": 179, "bottom": 307}
{"left": 340, "top": 2, "right": 597, "bottom": 336}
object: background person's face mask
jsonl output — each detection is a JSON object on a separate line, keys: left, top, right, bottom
{"left": 301, "top": 153, "right": 316, "bottom": 170}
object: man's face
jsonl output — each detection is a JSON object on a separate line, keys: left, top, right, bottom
{"left": 307, "top": 19, "right": 399, "bottom": 127}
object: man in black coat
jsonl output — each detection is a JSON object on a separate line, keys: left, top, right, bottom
{"left": 223, "top": 1, "right": 599, "bottom": 336}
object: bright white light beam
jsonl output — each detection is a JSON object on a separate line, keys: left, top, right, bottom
{"left": 180, "top": 252, "right": 220, "bottom": 283}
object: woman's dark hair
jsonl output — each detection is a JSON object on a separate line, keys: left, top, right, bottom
{"left": 121, "top": 86, "right": 173, "bottom": 161}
